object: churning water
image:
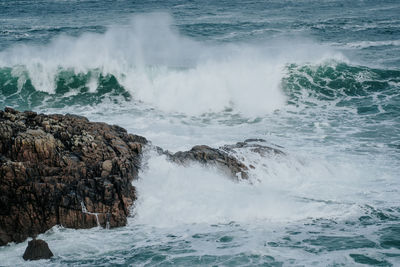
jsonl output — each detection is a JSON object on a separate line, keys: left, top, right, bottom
{"left": 0, "top": 0, "right": 400, "bottom": 266}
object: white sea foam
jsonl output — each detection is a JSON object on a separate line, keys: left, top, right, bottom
{"left": 0, "top": 12, "right": 344, "bottom": 116}
{"left": 132, "top": 150, "right": 380, "bottom": 227}
{"left": 344, "top": 40, "right": 400, "bottom": 49}
{"left": 1, "top": 5, "right": 400, "bottom": 267}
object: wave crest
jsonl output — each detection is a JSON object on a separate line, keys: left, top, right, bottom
{"left": 0, "top": 12, "right": 347, "bottom": 116}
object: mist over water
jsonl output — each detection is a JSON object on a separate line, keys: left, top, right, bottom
{"left": 1, "top": 1, "right": 400, "bottom": 266}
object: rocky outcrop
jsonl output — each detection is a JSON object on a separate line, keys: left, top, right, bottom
{"left": 165, "top": 145, "right": 249, "bottom": 179}
{"left": 162, "top": 139, "right": 284, "bottom": 179}
{"left": 23, "top": 239, "right": 53, "bottom": 261}
{"left": 0, "top": 107, "right": 285, "bottom": 247}
{"left": 0, "top": 107, "right": 147, "bottom": 246}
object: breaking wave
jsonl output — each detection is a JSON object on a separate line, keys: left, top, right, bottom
{"left": 0, "top": 12, "right": 350, "bottom": 116}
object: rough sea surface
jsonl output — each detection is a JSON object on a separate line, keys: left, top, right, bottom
{"left": 1, "top": 0, "right": 400, "bottom": 266}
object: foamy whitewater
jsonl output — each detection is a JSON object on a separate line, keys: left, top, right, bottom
{"left": 1, "top": 0, "right": 400, "bottom": 266}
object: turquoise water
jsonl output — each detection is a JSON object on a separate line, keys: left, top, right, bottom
{"left": 0, "top": 1, "right": 400, "bottom": 266}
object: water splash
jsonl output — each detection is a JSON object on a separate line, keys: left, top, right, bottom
{"left": 0, "top": 12, "right": 346, "bottom": 116}
{"left": 80, "top": 201, "right": 100, "bottom": 227}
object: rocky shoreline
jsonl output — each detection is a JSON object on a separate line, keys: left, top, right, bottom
{"left": 0, "top": 107, "right": 283, "bottom": 247}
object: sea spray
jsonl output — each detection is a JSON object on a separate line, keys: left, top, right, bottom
{"left": 133, "top": 151, "right": 366, "bottom": 227}
{"left": 0, "top": 13, "right": 348, "bottom": 116}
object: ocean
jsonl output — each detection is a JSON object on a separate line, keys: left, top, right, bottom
{"left": 0, "top": 0, "right": 400, "bottom": 266}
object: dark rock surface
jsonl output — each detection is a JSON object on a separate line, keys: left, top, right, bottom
{"left": 162, "top": 139, "right": 284, "bottom": 179}
{"left": 0, "top": 107, "right": 147, "bottom": 246}
{"left": 165, "top": 145, "right": 249, "bottom": 179}
{"left": 22, "top": 239, "right": 53, "bottom": 261}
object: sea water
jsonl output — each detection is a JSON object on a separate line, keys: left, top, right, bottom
{"left": 0, "top": 0, "right": 400, "bottom": 266}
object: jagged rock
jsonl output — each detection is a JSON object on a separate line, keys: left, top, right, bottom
{"left": 162, "top": 139, "right": 284, "bottom": 179}
{"left": 0, "top": 107, "right": 147, "bottom": 246}
{"left": 0, "top": 107, "right": 285, "bottom": 247}
{"left": 23, "top": 239, "right": 53, "bottom": 261}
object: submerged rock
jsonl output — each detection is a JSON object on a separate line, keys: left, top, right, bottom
{"left": 0, "top": 107, "right": 147, "bottom": 246}
{"left": 23, "top": 239, "right": 53, "bottom": 261}
{"left": 161, "top": 139, "right": 284, "bottom": 179}
{"left": 165, "top": 145, "right": 249, "bottom": 179}
{"left": 222, "top": 138, "right": 285, "bottom": 157}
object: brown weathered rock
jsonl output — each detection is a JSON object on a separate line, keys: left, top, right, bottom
{"left": 23, "top": 239, "right": 53, "bottom": 261}
{"left": 0, "top": 107, "right": 147, "bottom": 246}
